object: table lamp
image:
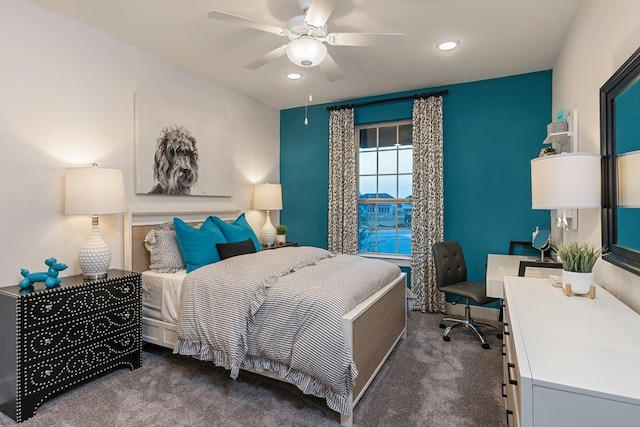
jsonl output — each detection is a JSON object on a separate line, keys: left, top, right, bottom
{"left": 65, "top": 164, "right": 126, "bottom": 280}
{"left": 252, "top": 183, "right": 282, "bottom": 247}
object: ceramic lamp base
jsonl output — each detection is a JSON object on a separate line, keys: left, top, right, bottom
{"left": 78, "top": 216, "right": 111, "bottom": 280}
{"left": 261, "top": 211, "right": 276, "bottom": 246}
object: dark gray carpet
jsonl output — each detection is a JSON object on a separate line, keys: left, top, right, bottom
{"left": 0, "top": 313, "right": 505, "bottom": 426}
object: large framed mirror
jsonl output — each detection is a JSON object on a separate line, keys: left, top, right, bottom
{"left": 601, "top": 45, "right": 640, "bottom": 276}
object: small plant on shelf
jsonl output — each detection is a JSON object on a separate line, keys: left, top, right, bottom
{"left": 539, "top": 146, "right": 557, "bottom": 157}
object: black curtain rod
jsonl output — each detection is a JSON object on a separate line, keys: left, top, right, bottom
{"left": 326, "top": 89, "right": 448, "bottom": 111}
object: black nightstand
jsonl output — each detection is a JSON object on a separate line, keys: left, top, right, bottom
{"left": 262, "top": 242, "right": 298, "bottom": 250}
{"left": 0, "top": 270, "right": 141, "bottom": 422}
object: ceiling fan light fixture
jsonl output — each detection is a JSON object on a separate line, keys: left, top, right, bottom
{"left": 286, "top": 38, "right": 327, "bottom": 68}
{"left": 437, "top": 39, "right": 459, "bottom": 51}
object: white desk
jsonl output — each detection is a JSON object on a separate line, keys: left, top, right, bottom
{"left": 486, "top": 254, "right": 540, "bottom": 298}
{"left": 503, "top": 276, "right": 640, "bottom": 426}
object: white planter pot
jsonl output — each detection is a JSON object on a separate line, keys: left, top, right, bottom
{"left": 276, "top": 235, "right": 286, "bottom": 244}
{"left": 562, "top": 270, "right": 594, "bottom": 294}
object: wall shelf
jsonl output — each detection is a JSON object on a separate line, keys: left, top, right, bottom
{"left": 541, "top": 109, "right": 578, "bottom": 152}
{"left": 542, "top": 131, "right": 570, "bottom": 145}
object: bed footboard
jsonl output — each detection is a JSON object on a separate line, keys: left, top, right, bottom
{"left": 340, "top": 272, "right": 407, "bottom": 426}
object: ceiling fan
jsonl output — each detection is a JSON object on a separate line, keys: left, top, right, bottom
{"left": 207, "top": 0, "right": 405, "bottom": 81}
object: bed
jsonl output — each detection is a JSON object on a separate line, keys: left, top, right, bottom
{"left": 124, "top": 211, "right": 407, "bottom": 426}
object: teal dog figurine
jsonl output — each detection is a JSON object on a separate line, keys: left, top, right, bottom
{"left": 19, "top": 258, "right": 68, "bottom": 288}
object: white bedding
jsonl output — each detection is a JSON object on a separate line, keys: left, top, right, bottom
{"left": 141, "top": 269, "right": 187, "bottom": 324}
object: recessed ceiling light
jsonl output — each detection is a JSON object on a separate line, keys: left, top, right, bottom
{"left": 437, "top": 40, "right": 459, "bottom": 51}
{"left": 286, "top": 72, "right": 303, "bottom": 80}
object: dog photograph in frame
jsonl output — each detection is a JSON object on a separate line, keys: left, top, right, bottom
{"left": 134, "top": 92, "right": 233, "bottom": 196}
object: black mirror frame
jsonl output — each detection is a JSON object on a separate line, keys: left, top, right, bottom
{"left": 600, "top": 45, "right": 640, "bottom": 276}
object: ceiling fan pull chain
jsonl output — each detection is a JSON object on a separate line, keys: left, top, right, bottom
{"left": 305, "top": 70, "right": 314, "bottom": 125}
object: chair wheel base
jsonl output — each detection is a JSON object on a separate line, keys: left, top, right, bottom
{"left": 443, "top": 335, "right": 451, "bottom": 342}
{"left": 439, "top": 323, "right": 446, "bottom": 329}
{"left": 481, "top": 343, "right": 490, "bottom": 349}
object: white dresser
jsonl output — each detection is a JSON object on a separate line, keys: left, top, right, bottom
{"left": 502, "top": 276, "right": 640, "bottom": 427}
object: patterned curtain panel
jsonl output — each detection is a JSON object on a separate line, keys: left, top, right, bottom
{"left": 410, "top": 96, "right": 445, "bottom": 312}
{"left": 328, "top": 108, "right": 358, "bottom": 255}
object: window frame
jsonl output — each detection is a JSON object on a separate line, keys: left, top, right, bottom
{"left": 356, "top": 119, "right": 413, "bottom": 259}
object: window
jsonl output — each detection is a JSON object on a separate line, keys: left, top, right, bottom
{"left": 357, "top": 121, "right": 412, "bottom": 255}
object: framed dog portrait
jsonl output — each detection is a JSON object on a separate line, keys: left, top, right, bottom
{"left": 134, "top": 92, "right": 234, "bottom": 196}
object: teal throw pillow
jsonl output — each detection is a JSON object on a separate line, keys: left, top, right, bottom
{"left": 211, "top": 213, "right": 261, "bottom": 252}
{"left": 173, "top": 217, "right": 227, "bottom": 273}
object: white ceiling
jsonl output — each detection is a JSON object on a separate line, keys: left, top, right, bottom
{"left": 32, "top": 0, "right": 583, "bottom": 110}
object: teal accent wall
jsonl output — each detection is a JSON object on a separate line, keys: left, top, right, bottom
{"left": 280, "top": 71, "right": 552, "bottom": 283}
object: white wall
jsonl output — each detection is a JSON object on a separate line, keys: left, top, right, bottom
{"left": 0, "top": 0, "right": 279, "bottom": 285}
{"left": 552, "top": 0, "right": 640, "bottom": 312}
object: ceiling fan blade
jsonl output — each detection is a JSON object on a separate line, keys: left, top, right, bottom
{"left": 318, "top": 53, "right": 345, "bottom": 82}
{"left": 243, "top": 45, "right": 288, "bottom": 70}
{"left": 305, "top": 0, "right": 337, "bottom": 28}
{"left": 326, "top": 32, "right": 405, "bottom": 47}
{"left": 207, "top": 10, "right": 287, "bottom": 36}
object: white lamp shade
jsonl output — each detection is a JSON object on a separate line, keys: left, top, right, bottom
{"left": 531, "top": 153, "right": 601, "bottom": 209}
{"left": 65, "top": 166, "right": 126, "bottom": 215}
{"left": 286, "top": 38, "right": 327, "bottom": 67}
{"left": 617, "top": 150, "right": 640, "bottom": 207}
{"left": 253, "top": 183, "right": 283, "bottom": 211}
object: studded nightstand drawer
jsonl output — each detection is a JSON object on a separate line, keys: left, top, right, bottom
{"left": 20, "top": 329, "right": 140, "bottom": 396}
{"left": 0, "top": 270, "right": 141, "bottom": 422}
{"left": 23, "top": 303, "right": 138, "bottom": 360}
{"left": 21, "top": 276, "right": 137, "bottom": 329}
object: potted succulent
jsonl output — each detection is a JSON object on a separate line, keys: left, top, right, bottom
{"left": 556, "top": 242, "right": 600, "bottom": 294}
{"left": 276, "top": 224, "right": 287, "bottom": 245}
{"left": 539, "top": 146, "right": 557, "bottom": 157}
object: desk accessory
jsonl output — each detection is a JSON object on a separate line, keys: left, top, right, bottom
{"left": 532, "top": 229, "right": 550, "bottom": 261}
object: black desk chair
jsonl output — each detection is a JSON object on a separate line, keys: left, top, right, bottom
{"left": 432, "top": 241, "right": 499, "bottom": 349}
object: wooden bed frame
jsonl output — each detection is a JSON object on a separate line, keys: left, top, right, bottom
{"left": 124, "top": 211, "right": 407, "bottom": 426}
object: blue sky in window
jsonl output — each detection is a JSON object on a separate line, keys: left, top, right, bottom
{"left": 359, "top": 147, "right": 413, "bottom": 198}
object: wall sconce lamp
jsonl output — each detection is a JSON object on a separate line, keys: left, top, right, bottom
{"left": 252, "top": 183, "right": 283, "bottom": 247}
{"left": 531, "top": 153, "right": 601, "bottom": 230}
{"left": 65, "top": 164, "right": 126, "bottom": 280}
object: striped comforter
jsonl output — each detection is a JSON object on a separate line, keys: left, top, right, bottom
{"left": 173, "top": 246, "right": 401, "bottom": 416}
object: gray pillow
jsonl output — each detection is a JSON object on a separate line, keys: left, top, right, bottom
{"left": 144, "top": 222, "right": 185, "bottom": 273}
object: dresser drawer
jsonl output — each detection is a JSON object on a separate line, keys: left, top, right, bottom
{"left": 20, "top": 328, "right": 140, "bottom": 397}
{"left": 503, "top": 300, "right": 522, "bottom": 426}
{"left": 23, "top": 303, "right": 138, "bottom": 360}
{"left": 20, "top": 277, "right": 137, "bottom": 329}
